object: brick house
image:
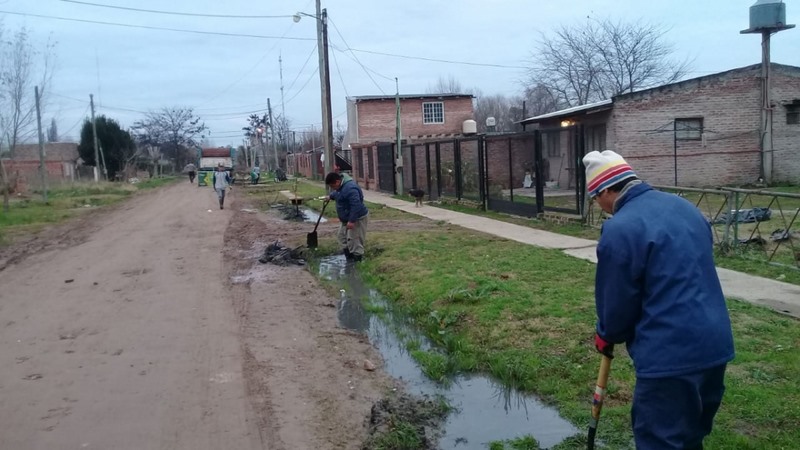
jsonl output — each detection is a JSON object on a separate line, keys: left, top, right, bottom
{"left": 2, "top": 142, "right": 80, "bottom": 191}
{"left": 521, "top": 63, "right": 800, "bottom": 187}
{"left": 344, "top": 93, "right": 475, "bottom": 191}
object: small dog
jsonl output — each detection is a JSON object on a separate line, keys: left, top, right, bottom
{"left": 408, "top": 189, "right": 425, "bottom": 207}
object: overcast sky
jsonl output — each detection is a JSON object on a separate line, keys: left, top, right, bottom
{"left": 2, "top": 0, "right": 799, "bottom": 146}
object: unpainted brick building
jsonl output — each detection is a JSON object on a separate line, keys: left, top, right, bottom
{"left": 521, "top": 63, "right": 800, "bottom": 187}
{"left": 344, "top": 94, "right": 475, "bottom": 191}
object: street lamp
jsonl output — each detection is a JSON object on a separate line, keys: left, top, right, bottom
{"left": 292, "top": 1, "right": 334, "bottom": 178}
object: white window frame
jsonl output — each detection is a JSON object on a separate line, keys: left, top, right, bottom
{"left": 422, "top": 102, "right": 444, "bottom": 125}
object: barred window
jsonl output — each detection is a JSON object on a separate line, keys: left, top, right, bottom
{"left": 675, "top": 118, "right": 703, "bottom": 140}
{"left": 787, "top": 104, "right": 799, "bottom": 125}
{"left": 422, "top": 102, "right": 444, "bottom": 124}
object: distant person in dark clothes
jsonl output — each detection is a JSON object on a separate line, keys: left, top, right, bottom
{"left": 584, "top": 150, "right": 734, "bottom": 450}
{"left": 212, "top": 163, "right": 232, "bottom": 210}
{"left": 326, "top": 172, "right": 369, "bottom": 261}
{"left": 184, "top": 163, "right": 196, "bottom": 183}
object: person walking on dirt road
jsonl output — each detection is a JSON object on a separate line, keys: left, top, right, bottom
{"left": 213, "top": 163, "right": 232, "bottom": 210}
{"left": 184, "top": 163, "right": 197, "bottom": 184}
{"left": 326, "top": 172, "right": 369, "bottom": 262}
{"left": 584, "top": 150, "right": 734, "bottom": 450}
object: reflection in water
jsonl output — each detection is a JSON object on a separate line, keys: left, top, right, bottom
{"left": 319, "top": 256, "right": 578, "bottom": 449}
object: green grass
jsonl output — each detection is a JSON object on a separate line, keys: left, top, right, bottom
{"left": 435, "top": 198, "right": 800, "bottom": 285}
{"left": 135, "top": 176, "right": 179, "bottom": 189}
{"left": 351, "top": 218, "right": 800, "bottom": 449}
{"left": 0, "top": 179, "right": 175, "bottom": 243}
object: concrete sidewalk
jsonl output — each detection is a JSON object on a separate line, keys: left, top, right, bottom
{"left": 362, "top": 189, "right": 800, "bottom": 319}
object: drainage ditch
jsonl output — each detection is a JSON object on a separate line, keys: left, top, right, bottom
{"left": 318, "top": 255, "right": 578, "bottom": 449}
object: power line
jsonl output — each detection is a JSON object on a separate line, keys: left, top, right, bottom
{"left": 58, "top": 0, "right": 293, "bottom": 19}
{"left": 197, "top": 21, "right": 302, "bottom": 106}
{"left": 0, "top": 10, "right": 316, "bottom": 41}
{"left": 286, "top": 44, "right": 318, "bottom": 93}
{"left": 285, "top": 67, "right": 320, "bottom": 105}
{"left": 200, "top": 108, "right": 268, "bottom": 118}
{"left": 328, "top": 16, "right": 386, "bottom": 94}
{"left": 345, "top": 47, "right": 529, "bottom": 70}
{"left": 61, "top": 105, "right": 91, "bottom": 137}
{"left": 328, "top": 37, "right": 350, "bottom": 98}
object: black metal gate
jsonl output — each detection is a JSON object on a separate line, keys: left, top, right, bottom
{"left": 377, "top": 143, "right": 395, "bottom": 193}
{"left": 398, "top": 127, "right": 587, "bottom": 217}
{"left": 484, "top": 133, "right": 539, "bottom": 217}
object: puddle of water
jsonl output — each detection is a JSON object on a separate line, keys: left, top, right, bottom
{"left": 301, "top": 208, "right": 327, "bottom": 223}
{"left": 318, "top": 256, "right": 579, "bottom": 449}
{"left": 275, "top": 205, "right": 327, "bottom": 223}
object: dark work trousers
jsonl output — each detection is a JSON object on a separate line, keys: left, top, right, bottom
{"left": 632, "top": 364, "right": 727, "bottom": 450}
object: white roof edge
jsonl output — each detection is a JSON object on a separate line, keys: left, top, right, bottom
{"left": 522, "top": 99, "right": 612, "bottom": 123}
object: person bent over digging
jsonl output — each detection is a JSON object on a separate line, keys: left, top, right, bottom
{"left": 326, "top": 172, "right": 369, "bottom": 262}
{"left": 584, "top": 150, "right": 734, "bottom": 450}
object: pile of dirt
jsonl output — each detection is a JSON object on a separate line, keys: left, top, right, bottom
{"left": 258, "top": 240, "right": 308, "bottom": 265}
{"left": 362, "top": 391, "right": 451, "bottom": 450}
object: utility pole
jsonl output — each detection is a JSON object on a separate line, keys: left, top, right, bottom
{"left": 90, "top": 94, "right": 100, "bottom": 182}
{"left": 740, "top": 1, "right": 795, "bottom": 185}
{"left": 35, "top": 86, "right": 47, "bottom": 202}
{"left": 279, "top": 52, "right": 288, "bottom": 165}
{"left": 292, "top": 131, "right": 298, "bottom": 176}
{"left": 268, "top": 98, "right": 278, "bottom": 171}
{"left": 310, "top": 125, "right": 317, "bottom": 180}
{"left": 315, "top": 0, "right": 334, "bottom": 176}
{"left": 394, "top": 78, "right": 404, "bottom": 194}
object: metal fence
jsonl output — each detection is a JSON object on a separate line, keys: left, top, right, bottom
{"left": 399, "top": 127, "right": 587, "bottom": 217}
{"left": 586, "top": 185, "right": 800, "bottom": 269}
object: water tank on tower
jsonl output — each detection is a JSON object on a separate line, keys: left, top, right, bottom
{"left": 749, "top": 0, "right": 789, "bottom": 31}
{"left": 462, "top": 119, "right": 477, "bottom": 135}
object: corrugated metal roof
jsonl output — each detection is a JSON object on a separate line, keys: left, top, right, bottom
{"left": 521, "top": 99, "right": 612, "bottom": 124}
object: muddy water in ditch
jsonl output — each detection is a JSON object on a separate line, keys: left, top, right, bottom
{"left": 319, "top": 256, "right": 579, "bottom": 449}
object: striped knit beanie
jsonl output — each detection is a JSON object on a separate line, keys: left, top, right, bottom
{"left": 583, "top": 150, "right": 637, "bottom": 198}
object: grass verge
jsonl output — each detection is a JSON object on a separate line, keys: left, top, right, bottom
{"left": 0, "top": 178, "right": 177, "bottom": 244}
{"left": 350, "top": 217, "right": 800, "bottom": 449}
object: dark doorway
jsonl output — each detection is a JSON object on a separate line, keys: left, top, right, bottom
{"left": 377, "top": 143, "right": 395, "bottom": 193}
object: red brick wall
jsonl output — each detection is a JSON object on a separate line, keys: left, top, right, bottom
{"left": 287, "top": 152, "right": 323, "bottom": 179}
{"left": 772, "top": 71, "right": 800, "bottom": 184}
{"left": 612, "top": 70, "right": 764, "bottom": 187}
{"left": 356, "top": 97, "right": 474, "bottom": 142}
{"left": 485, "top": 135, "right": 536, "bottom": 190}
{"left": 351, "top": 144, "right": 378, "bottom": 190}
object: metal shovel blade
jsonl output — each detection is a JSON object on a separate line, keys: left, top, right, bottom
{"left": 306, "top": 199, "right": 329, "bottom": 249}
{"left": 306, "top": 230, "right": 319, "bottom": 249}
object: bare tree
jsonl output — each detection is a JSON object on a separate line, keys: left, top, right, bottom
{"left": 0, "top": 26, "right": 56, "bottom": 212}
{"left": 425, "top": 75, "right": 472, "bottom": 95}
{"left": 528, "top": 18, "right": 689, "bottom": 107}
{"left": 520, "top": 84, "right": 562, "bottom": 118}
{"left": 242, "top": 113, "right": 267, "bottom": 168}
{"left": 333, "top": 120, "right": 346, "bottom": 148}
{"left": 474, "top": 93, "right": 518, "bottom": 133}
{"left": 47, "top": 117, "right": 58, "bottom": 142}
{"left": 132, "top": 107, "right": 207, "bottom": 171}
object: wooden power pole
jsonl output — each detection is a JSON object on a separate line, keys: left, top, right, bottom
{"left": 90, "top": 94, "right": 100, "bottom": 182}
{"left": 35, "top": 86, "right": 47, "bottom": 202}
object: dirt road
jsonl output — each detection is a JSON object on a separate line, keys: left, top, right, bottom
{"left": 0, "top": 182, "right": 389, "bottom": 450}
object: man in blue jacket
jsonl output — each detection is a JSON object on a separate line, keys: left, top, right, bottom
{"left": 584, "top": 150, "right": 734, "bottom": 450}
{"left": 326, "top": 172, "right": 369, "bottom": 261}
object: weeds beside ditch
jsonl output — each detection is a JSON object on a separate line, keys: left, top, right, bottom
{"left": 351, "top": 223, "right": 799, "bottom": 449}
